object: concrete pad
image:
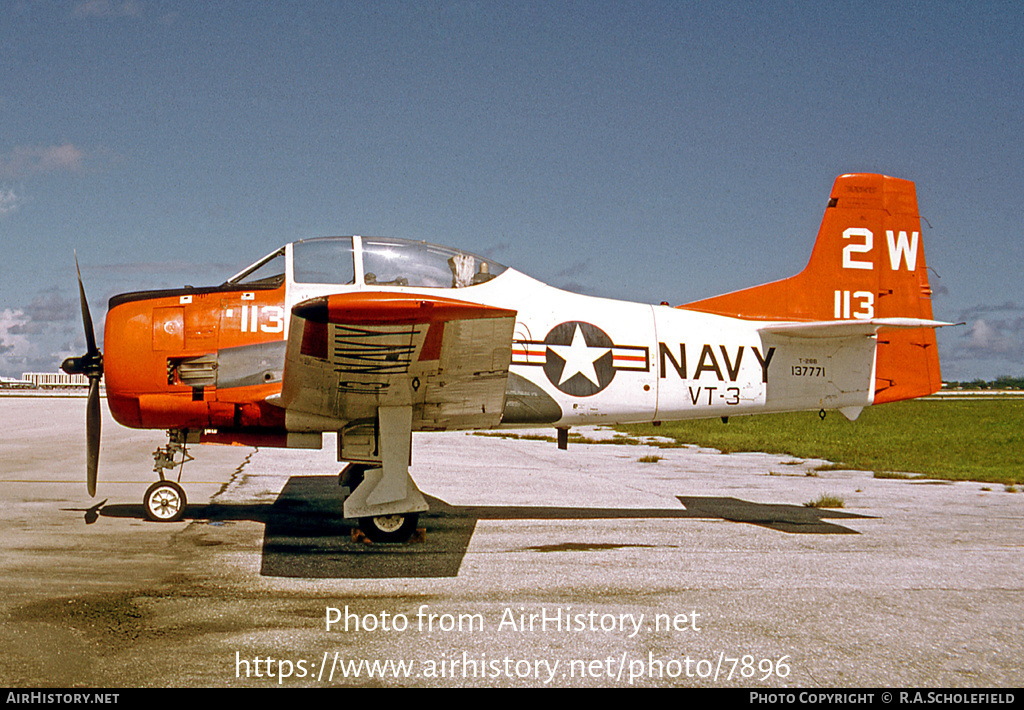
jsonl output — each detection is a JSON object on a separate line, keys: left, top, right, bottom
{"left": 0, "top": 397, "right": 1021, "bottom": 687}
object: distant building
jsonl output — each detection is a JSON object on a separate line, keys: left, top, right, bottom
{"left": 20, "top": 372, "right": 91, "bottom": 389}
{"left": 0, "top": 376, "right": 34, "bottom": 389}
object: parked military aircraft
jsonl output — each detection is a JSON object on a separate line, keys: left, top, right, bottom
{"left": 63, "top": 173, "right": 949, "bottom": 541}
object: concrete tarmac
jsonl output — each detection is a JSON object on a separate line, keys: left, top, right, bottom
{"left": 0, "top": 396, "right": 1021, "bottom": 688}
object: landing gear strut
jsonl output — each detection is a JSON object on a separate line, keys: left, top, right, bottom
{"left": 145, "top": 430, "right": 193, "bottom": 522}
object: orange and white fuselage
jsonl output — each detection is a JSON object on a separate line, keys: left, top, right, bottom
{"left": 104, "top": 173, "right": 944, "bottom": 451}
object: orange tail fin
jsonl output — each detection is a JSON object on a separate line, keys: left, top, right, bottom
{"left": 684, "top": 173, "right": 941, "bottom": 403}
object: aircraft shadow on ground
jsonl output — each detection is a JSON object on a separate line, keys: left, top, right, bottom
{"left": 96, "top": 475, "right": 872, "bottom": 580}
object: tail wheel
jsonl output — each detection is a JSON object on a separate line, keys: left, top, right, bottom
{"left": 358, "top": 513, "right": 418, "bottom": 543}
{"left": 144, "top": 481, "right": 187, "bottom": 522}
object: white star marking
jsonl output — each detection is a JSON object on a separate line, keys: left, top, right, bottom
{"left": 547, "top": 324, "right": 609, "bottom": 387}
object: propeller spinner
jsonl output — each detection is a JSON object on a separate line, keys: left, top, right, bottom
{"left": 61, "top": 256, "right": 104, "bottom": 497}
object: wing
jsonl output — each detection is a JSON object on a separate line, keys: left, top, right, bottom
{"left": 276, "top": 292, "right": 516, "bottom": 432}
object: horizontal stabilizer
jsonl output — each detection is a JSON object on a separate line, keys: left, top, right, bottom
{"left": 759, "top": 318, "right": 953, "bottom": 339}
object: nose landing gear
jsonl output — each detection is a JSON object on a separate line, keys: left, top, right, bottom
{"left": 145, "top": 430, "right": 193, "bottom": 522}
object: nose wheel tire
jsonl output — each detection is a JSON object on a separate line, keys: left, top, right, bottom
{"left": 358, "top": 513, "right": 419, "bottom": 543}
{"left": 144, "top": 481, "right": 187, "bottom": 522}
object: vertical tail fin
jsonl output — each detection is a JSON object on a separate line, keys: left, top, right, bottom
{"left": 683, "top": 173, "right": 941, "bottom": 403}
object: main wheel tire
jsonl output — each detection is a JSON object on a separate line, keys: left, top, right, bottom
{"left": 358, "top": 513, "right": 419, "bottom": 543}
{"left": 144, "top": 480, "right": 187, "bottom": 522}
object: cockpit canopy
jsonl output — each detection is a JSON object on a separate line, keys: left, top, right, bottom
{"left": 226, "top": 236, "right": 507, "bottom": 290}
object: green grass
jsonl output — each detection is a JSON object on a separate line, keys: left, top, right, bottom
{"left": 804, "top": 493, "right": 845, "bottom": 509}
{"left": 620, "top": 399, "right": 1024, "bottom": 485}
{"left": 873, "top": 470, "right": 916, "bottom": 480}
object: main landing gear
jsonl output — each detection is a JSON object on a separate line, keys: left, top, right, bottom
{"left": 340, "top": 463, "right": 421, "bottom": 543}
{"left": 336, "top": 407, "right": 428, "bottom": 544}
{"left": 145, "top": 430, "right": 193, "bottom": 522}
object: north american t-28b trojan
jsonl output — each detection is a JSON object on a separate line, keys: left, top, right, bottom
{"left": 63, "top": 173, "right": 948, "bottom": 541}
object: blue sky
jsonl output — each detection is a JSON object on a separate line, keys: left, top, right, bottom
{"left": 1, "top": 0, "right": 1021, "bottom": 381}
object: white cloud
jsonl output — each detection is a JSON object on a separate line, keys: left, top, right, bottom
{"left": 0, "top": 188, "right": 22, "bottom": 216}
{"left": 0, "top": 144, "right": 85, "bottom": 180}
{"left": 957, "top": 304, "right": 1024, "bottom": 359}
{"left": 72, "top": 0, "right": 142, "bottom": 18}
{"left": 966, "top": 319, "right": 1011, "bottom": 353}
{"left": 0, "top": 308, "right": 33, "bottom": 375}
{"left": 940, "top": 302, "right": 1024, "bottom": 380}
{"left": 0, "top": 294, "right": 89, "bottom": 378}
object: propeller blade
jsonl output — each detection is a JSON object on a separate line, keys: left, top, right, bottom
{"left": 75, "top": 253, "right": 99, "bottom": 358}
{"left": 86, "top": 377, "right": 100, "bottom": 497}
{"left": 68, "top": 253, "right": 104, "bottom": 497}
